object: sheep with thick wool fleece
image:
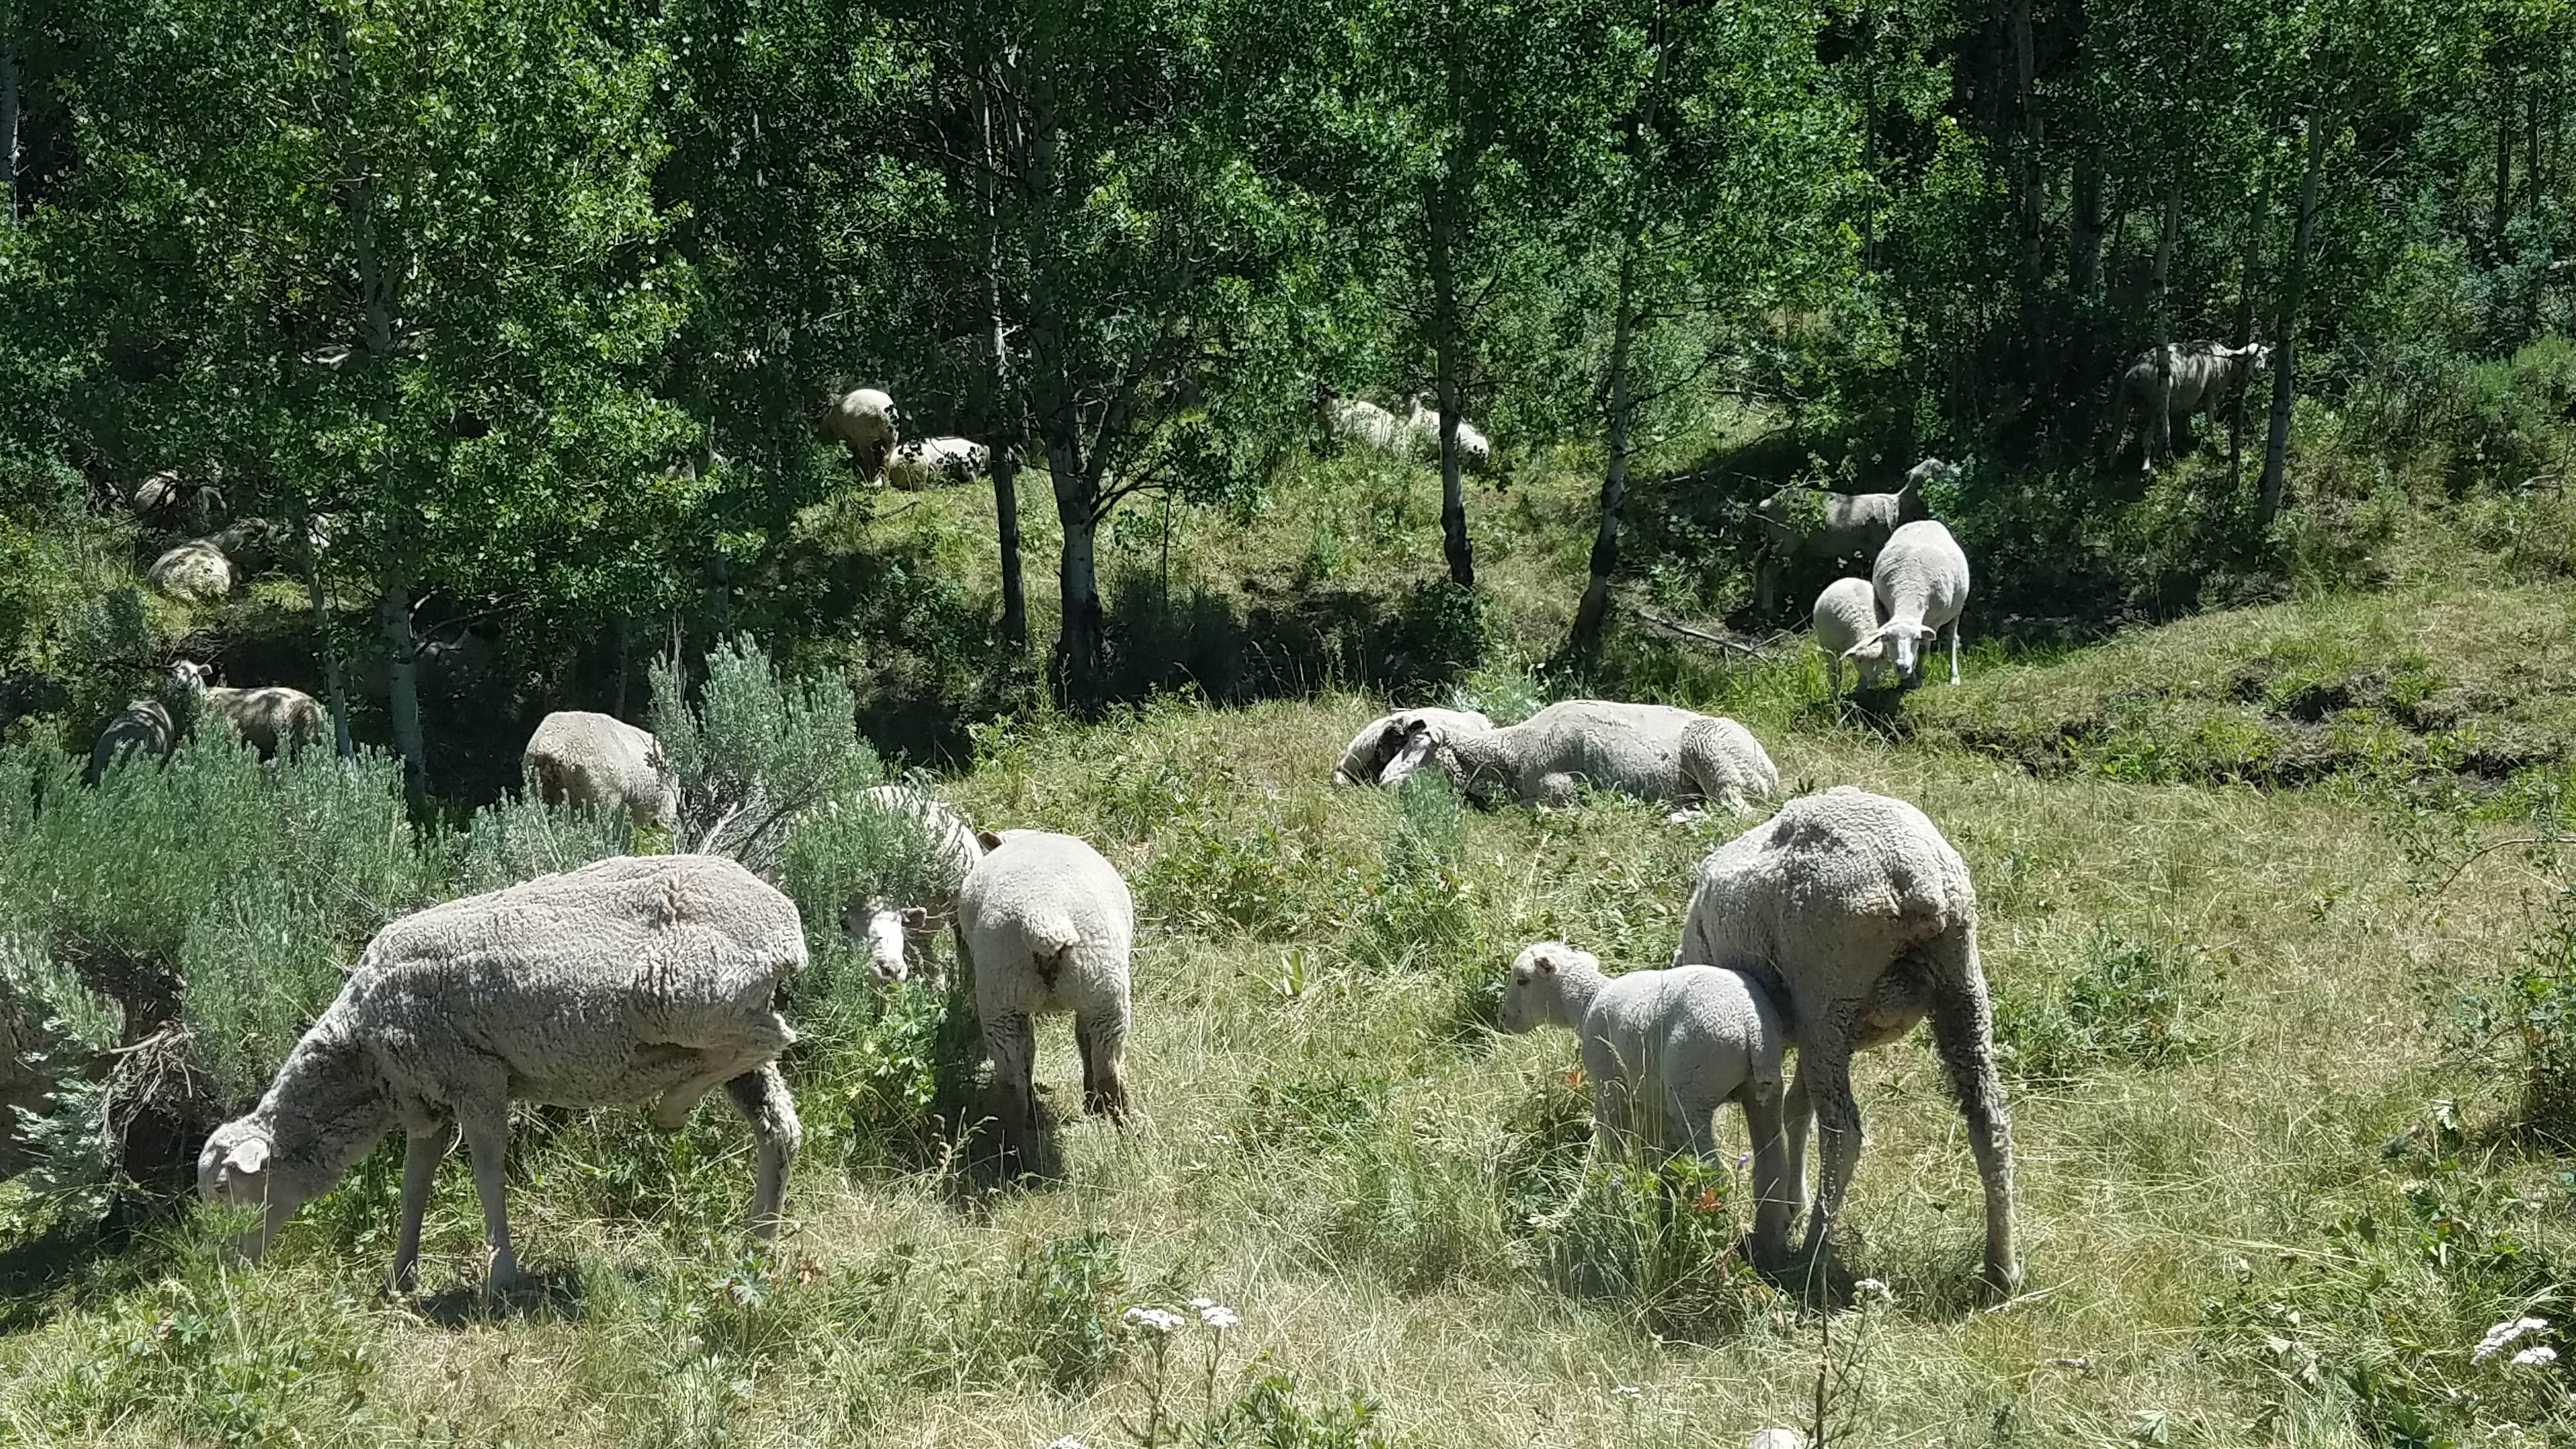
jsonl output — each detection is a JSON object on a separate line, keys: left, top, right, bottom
{"left": 1860, "top": 519, "right": 1971, "bottom": 687}
{"left": 822, "top": 387, "right": 900, "bottom": 478}
{"left": 85, "top": 698, "right": 177, "bottom": 784}
{"left": 167, "top": 661, "right": 325, "bottom": 759}
{"left": 1499, "top": 942, "right": 1788, "bottom": 1172}
{"left": 837, "top": 784, "right": 986, "bottom": 987}
{"left": 883, "top": 436, "right": 989, "bottom": 491}
{"left": 523, "top": 710, "right": 675, "bottom": 830}
{"left": 956, "top": 828, "right": 1134, "bottom": 1165}
{"left": 197, "top": 854, "right": 806, "bottom": 1294}
{"left": 1331, "top": 707, "right": 1494, "bottom": 786}
{"left": 1810, "top": 578, "right": 1889, "bottom": 700}
{"left": 1379, "top": 699, "right": 1777, "bottom": 816}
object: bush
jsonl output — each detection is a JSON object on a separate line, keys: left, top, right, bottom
{"left": 1995, "top": 927, "right": 2211, "bottom": 1082}
{"left": 1345, "top": 772, "right": 1476, "bottom": 976}
{"left": 2462, "top": 880, "right": 2576, "bottom": 1146}
{"left": 650, "top": 635, "right": 884, "bottom": 871}
{"left": 1526, "top": 1153, "right": 1768, "bottom": 1338}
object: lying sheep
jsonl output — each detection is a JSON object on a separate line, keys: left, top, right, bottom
{"left": 1856, "top": 519, "right": 1971, "bottom": 687}
{"left": 1750, "top": 458, "right": 1950, "bottom": 614}
{"left": 1810, "top": 578, "right": 1889, "bottom": 701}
{"left": 198, "top": 854, "right": 806, "bottom": 1292}
{"left": 167, "top": 661, "right": 325, "bottom": 758}
{"left": 1332, "top": 707, "right": 1494, "bottom": 786}
{"left": 883, "top": 436, "right": 990, "bottom": 491}
{"left": 956, "top": 828, "right": 1133, "bottom": 1163}
{"left": 1676, "top": 786, "right": 2016, "bottom": 1296}
{"left": 148, "top": 541, "right": 234, "bottom": 602}
{"left": 2113, "top": 341, "right": 2271, "bottom": 470}
{"left": 839, "top": 784, "right": 986, "bottom": 986}
{"left": 1319, "top": 394, "right": 1407, "bottom": 456}
{"left": 822, "top": 386, "right": 901, "bottom": 479}
{"left": 523, "top": 710, "right": 675, "bottom": 830}
{"left": 1379, "top": 700, "right": 1778, "bottom": 817}
{"left": 1401, "top": 400, "right": 1495, "bottom": 475}
{"left": 84, "top": 698, "right": 177, "bottom": 784}
{"left": 1499, "top": 941, "right": 1786, "bottom": 1170}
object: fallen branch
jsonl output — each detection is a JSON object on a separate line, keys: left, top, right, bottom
{"left": 1632, "top": 607, "right": 1771, "bottom": 657}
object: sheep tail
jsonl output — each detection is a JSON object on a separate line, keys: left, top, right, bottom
{"left": 1027, "top": 914, "right": 1082, "bottom": 989}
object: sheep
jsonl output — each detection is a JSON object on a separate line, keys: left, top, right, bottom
{"left": 1749, "top": 458, "right": 1950, "bottom": 614}
{"left": 838, "top": 784, "right": 986, "bottom": 987}
{"left": 84, "top": 698, "right": 177, "bottom": 785}
{"left": 1401, "top": 400, "right": 1495, "bottom": 474}
{"left": 1378, "top": 700, "right": 1778, "bottom": 818}
{"left": 955, "top": 828, "right": 1134, "bottom": 1163}
{"left": 1810, "top": 578, "right": 1889, "bottom": 701}
{"left": 822, "top": 386, "right": 901, "bottom": 479}
{"left": 2113, "top": 341, "right": 2271, "bottom": 470}
{"left": 167, "top": 661, "right": 325, "bottom": 759}
{"left": 1498, "top": 941, "right": 1787, "bottom": 1172}
{"left": 198, "top": 854, "right": 806, "bottom": 1292}
{"left": 129, "top": 468, "right": 229, "bottom": 535}
{"left": 1856, "top": 519, "right": 1971, "bottom": 687}
{"left": 1675, "top": 786, "right": 2016, "bottom": 1298}
{"left": 147, "top": 540, "right": 234, "bottom": 602}
{"left": 523, "top": 710, "right": 675, "bottom": 830}
{"left": 1331, "top": 707, "right": 1494, "bottom": 786}
{"left": 882, "top": 436, "right": 990, "bottom": 491}
{"left": 1319, "top": 395, "right": 1407, "bottom": 456}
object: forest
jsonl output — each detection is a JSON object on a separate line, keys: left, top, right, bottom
{"left": 4, "top": 0, "right": 2576, "bottom": 1444}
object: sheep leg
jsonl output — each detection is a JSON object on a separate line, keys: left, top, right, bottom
{"left": 1922, "top": 930, "right": 2020, "bottom": 1299}
{"left": 390, "top": 1124, "right": 453, "bottom": 1295}
{"left": 1947, "top": 619, "right": 1962, "bottom": 686}
{"left": 1740, "top": 1088, "right": 1798, "bottom": 1275}
{"left": 983, "top": 1011, "right": 1038, "bottom": 1165}
{"left": 1790, "top": 1010, "right": 1862, "bottom": 1286}
{"left": 457, "top": 1108, "right": 520, "bottom": 1290}
{"left": 1075, "top": 1010, "right": 1129, "bottom": 1119}
{"left": 723, "top": 1064, "right": 801, "bottom": 1237}
{"left": 1826, "top": 654, "right": 1841, "bottom": 706}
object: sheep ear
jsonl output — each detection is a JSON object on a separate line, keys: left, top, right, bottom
{"left": 900, "top": 905, "right": 930, "bottom": 929}
{"left": 227, "top": 1138, "right": 270, "bottom": 1175}
{"left": 975, "top": 830, "right": 1002, "bottom": 852}
{"left": 1535, "top": 954, "right": 1556, "bottom": 975}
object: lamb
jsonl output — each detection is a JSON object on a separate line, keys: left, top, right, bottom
{"left": 523, "top": 710, "right": 676, "bottom": 830}
{"left": 822, "top": 386, "right": 901, "bottom": 479}
{"left": 1675, "top": 786, "right": 2016, "bottom": 1297}
{"left": 167, "top": 661, "right": 325, "bottom": 758}
{"left": 1750, "top": 458, "right": 1950, "bottom": 614}
{"left": 838, "top": 784, "right": 986, "bottom": 986}
{"left": 1855, "top": 519, "right": 1971, "bottom": 687}
{"left": 2113, "top": 341, "right": 2272, "bottom": 470}
{"left": 1810, "top": 578, "right": 1890, "bottom": 701}
{"left": 1498, "top": 942, "right": 1788, "bottom": 1173}
{"left": 84, "top": 698, "right": 177, "bottom": 784}
{"left": 1378, "top": 700, "right": 1778, "bottom": 816}
{"left": 147, "top": 540, "right": 234, "bottom": 602}
{"left": 1331, "top": 707, "right": 1494, "bottom": 786}
{"left": 197, "top": 854, "right": 806, "bottom": 1292}
{"left": 955, "top": 828, "right": 1134, "bottom": 1163}
{"left": 882, "top": 436, "right": 990, "bottom": 491}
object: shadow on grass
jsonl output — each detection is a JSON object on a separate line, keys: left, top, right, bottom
{"left": 411, "top": 1266, "right": 588, "bottom": 1328}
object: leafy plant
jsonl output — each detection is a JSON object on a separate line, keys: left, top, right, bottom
{"left": 1996, "top": 928, "right": 2212, "bottom": 1082}
{"left": 650, "top": 635, "right": 885, "bottom": 871}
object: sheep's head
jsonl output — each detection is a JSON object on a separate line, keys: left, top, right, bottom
{"left": 1500, "top": 941, "right": 1596, "bottom": 1034}
{"left": 165, "top": 659, "right": 214, "bottom": 694}
{"left": 844, "top": 897, "right": 938, "bottom": 984}
{"left": 197, "top": 1117, "right": 304, "bottom": 1261}
{"left": 1334, "top": 714, "right": 1409, "bottom": 786}
{"left": 1859, "top": 622, "right": 1938, "bottom": 686}
{"left": 1376, "top": 717, "right": 1457, "bottom": 788}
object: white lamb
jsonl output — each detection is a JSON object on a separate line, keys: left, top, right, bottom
{"left": 198, "top": 854, "right": 806, "bottom": 1292}
{"left": 167, "top": 661, "right": 325, "bottom": 758}
{"left": 1676, "top": 786, "right": 2016, "bottom": 1296}
{"left": 839, "top": 784, "right": 986, "bottom": 986}
{"left": 148, "top": 541, "right": 234, "bottom": 602}
{"left": 1858, "top": 519, "right": 1971, "bottom": 687}
{"left": 1331, "top": 707, "right": 1494, "bottom": 786}
{"left": 822, "top": 386, "right": 901, "bottom": 479}
{"left": 883, "top": 436, "right": 990, "bottom": 491}
{"left": 1379, "top": 700, "right": 1777, "bottom": 816}
{"left": 523, "top": 710, "right": 676, "bottom": 830}
{"left": 1499, "top": 942, "right": 1787, "bottom": 1170}
{"left": 1809, "top": 578, "right": 1889, "bottom": 700}
{"left": 956, "top": 828, "right": 1134, "bottom": 1163}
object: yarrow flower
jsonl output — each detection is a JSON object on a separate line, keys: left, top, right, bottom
{"left": 1124, "top": 1305, "right": 1184, "bottom": 1335}
{"left": 2516, "top": 1345, "right": 2559, "bottom": 1367}
{"left": 1199, "top": 1303, "right": 1239, "bottom": 1330}
{"left": 2476, "top": 1316, "right": 2550, "bottom": 1364}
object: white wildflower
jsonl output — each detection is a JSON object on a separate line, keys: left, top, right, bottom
{"left": 2515, "top": 1346, "right": 2559, "bottom": 1367}
{"left": 2475, "top": 1316, "right": 2550, "bottom": 1364}
{"left": 1190, "top": 1296, "right": 1215, "bottom": 1310}
{"left": 1199, "top": 1303, "right": 1239, "bottom": 1330}
{"left": 1124, "top": 1305, "right": 1184, "bottom": 1335}
{"left": 1611, "top": 1384, "right": 1642, "bottom": 1400}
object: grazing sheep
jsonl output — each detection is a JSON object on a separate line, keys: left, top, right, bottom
{"left": 882, "top": 436, "right": 990, "bottom": 491}
{"left": 839, "top": 784, "right": 986, "bottom": 986}
{"left": 1499, "top": 941, "right": 1788, "bottom": 1172}
{"left": 1810, "top": 578, "right": 1889, "bottom": 701}
{"left": 1858, "top": 519, "right": 1971, "bottom": 687}
{"left": 1319, "top": 395, "right": 1407, "bottom": 456}
{"left": 523, "top": 710, "right": 675, "bottom": 830}
{"left": 130, "top": 469, "right": 229, "bottom": 535}
{"left": 1750, "top": 459, "right": 1949, "bottom": 614}
{"left": 1379, "top": 700, "right": 1778, "bottom": 817}
{"left": 167, "top": 661, "right": 325, "bottom": 758}
{"left": 1332, "top": 707, "right": 1494, "bottom": 786}
{"left": 2113, "top": 341, "right": 2271, "bottom": 470}
{"left": 1676, "top": 786, "right": 2016, "bottom": 1297}
{"left": 147, "top": 540, "right": 234, "bottom": 602}
{"left": 1401, "top": 400, "right": 1496, "bottom": 474}
{"left": 956, "top": 829, "right": 1134, "bottom": 1162}
{"left": 198, "top": 854, "right": 806, "bottom": 1292}
{"left": 822, "top": 387, "right": 901, "bottom": 478}
{"left": 84, "top": 698, "right": 177, "bottom": 784}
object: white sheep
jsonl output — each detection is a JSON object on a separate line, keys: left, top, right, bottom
{"left": 523, "top": 710, "right": 676, "bottom": 830}
{"left": 148, "top": 540, "right": 234, "bottom": 602}
{"left": 1331, "top": 707, "right": 1494, "bottom": 786}
{"left": 197, "top": 854, "right": 807, "bottom": 1292}
{"left": 1318, "top": 393, "right": 1407, "bottom": 456}
{"left": 1750, "top": 458, "right": 1952, "bottom": 614}
{"left": 1676, "top": 786, "right": 2016, "bottom": 1296}
{"left": 839, "top": 784, "right": 986, "bottom": 986}
{"left": 167, "top": 661, "right": 325, "bottom": 759}
{"left": 822, "top": 386, "right": 901, "bottom": 479}
{"left": 882, "top": 436, "right": 990, "bottom": 491}
{"left": 1401, "top": 400, "right": 1495, "bottom": 474}
{"left": 1809, "top": 578, "right": 1889, "bottom": 701}
{"left": 1499, "top": 942, "right": 1787, "bottom": 1170}
{"left": 1858, "top": 519, "right": 1971, "bottom": 687}
{"left": 1379, "top": 700, "right": 1778, "bottom": 816}
{"left": 84, "top": 698, "right": 177, "bottom": 784}
{"left": 955, "top": 828, "right": 1134, "bottom": 1163}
